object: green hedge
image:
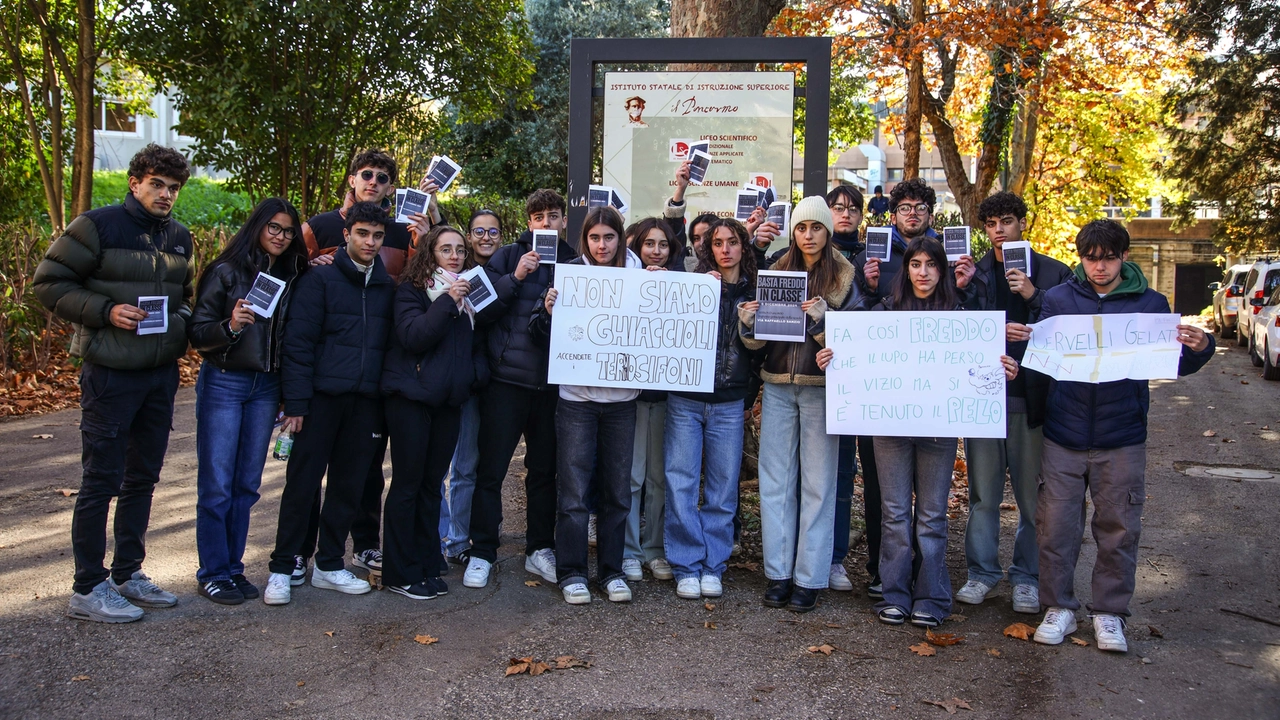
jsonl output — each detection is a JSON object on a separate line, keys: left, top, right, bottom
{"left": 91, "top": 171, "right": 253, "bottom": 229}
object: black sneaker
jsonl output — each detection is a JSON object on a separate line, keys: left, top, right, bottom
{"left": 910, "top": 610, "right": 941, "bottom": 628}
{"left": 763, "top": 579, "right": 793, "bottom": 608}
{"left": 291, "top": 556, "right": 307, "bottom": 587}
{"left": 352, "top": 548, "right": 383, "bottom": 572}
{"left": 866, "top": 576, "right": 883, "bottom": 599}
{"left": 232, "top": 574, "right": 259, "bottom": 600}
{"left": 428, "top": 577, "right": 448, "bottom": 596}
{"left": 446, "top": 552, "right": 469, "bottom": 566}
{"left": 388, "top": 582, "right": 437, "bottom": 600}
{"left": 788, "top": 587, "right": 819, "bottom": 613}
{"left": 199, "top": 579, "right": 245, "bottom": 606}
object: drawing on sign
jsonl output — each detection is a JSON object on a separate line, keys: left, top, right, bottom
{"left": 969, "top": 365, "right": 1005, "bottom": 395}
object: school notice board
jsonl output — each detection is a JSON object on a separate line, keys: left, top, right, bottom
{"left": 825, "top": 311, "right": 1009, "bottom": 439}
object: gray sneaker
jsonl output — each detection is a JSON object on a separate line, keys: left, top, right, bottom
{"left": 68, "top": 580, "right": 144, "bottom": 623}
{"left": 110, "top": 571, "right": 178, "bottom": 608}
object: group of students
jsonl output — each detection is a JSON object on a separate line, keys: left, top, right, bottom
{"left": 35, "top": 143, "right": 1214, "bottom": 656}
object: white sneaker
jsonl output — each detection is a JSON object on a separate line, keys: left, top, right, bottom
{"left": 955, "top": 579, "right": 993, "bottom": 605}
{"left": 524, "top": 548, "right": 557, "bottom": 583}
{"left": 67, "top": 580, "right": 143, "bottom": 623}
{"left": 264, "top": 573, "right": 292, "bottom": 605}
{"left": 605, "top": 578, "right": 632, "bottom": 602}
{"left": 1034, "top": 607, "right": 1078, "bottom": 645}
{"left": 1093, "top": 614, "right": 1128, "bottom": 653}
{"left": 676, "top": 577, "right": 701, "bottom": 599}
{"left": 311, "top": 568, "right": 371, "bottom": 595}
{"left": 622, "top": 558, "right": 643, "bottom": 582}
{"left": 829, "top": 564, "right": 854, "bottom": 591}
{"left": 587, "top": 514, "right": 598, "bottom": 548}
{"left": 646, "top": 557, "right": 674, "bottom": 580}
{"left": 1012, "top": 584, "right": 1040, "bottom": 614}
{"left": 562, "top": 582, "right": 591, "bottom": 604}
{"left": 699, "top": 575, "right": 723, "bottom": 598}
{"left": 463, "top": 556, "right": 492, "bottom": 588}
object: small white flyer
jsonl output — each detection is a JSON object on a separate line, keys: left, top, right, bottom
{"left": 460, "top": 266, "right": 497, "bottom": 314}
{"left": 396, "top": 188, "right": 430, "bottom": 223}
{"left": 587, "top": 185, "right": 613, "bottom": 208}
{"left": 943, "top": 226, "right": 971, "bottom": 262}
{"left": 426, "top": 155, "right": 462, "bottom": 193}
{"left": 766, "top": 201, "right": 790, "bottom": 232}
{"left": 1002, "top": 241, "right": 1032, "bottom": 278}
{"left": 865, "top": 227, "right": 893, "bottom": 261}
{"left": 245, "top": 272, "right": 287, "bottom": 318}
{"left": 687, "top": 149, "right": 712, "bottom": 186}
{"left": 609, "top": 188, "right": 629, "bottom": 216}
{"left": 533, "top": 230, "right": 559, "bottom": 264}
{"left": 136, "top": 296, "right": 168, "bottom": 335}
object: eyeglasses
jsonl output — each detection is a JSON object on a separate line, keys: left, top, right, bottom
{"left": 894, "top": 203, "right": 931, "bottom": 216}
{"left": 358, "top": 169, "right": 391, "bottom": 185}
{"left": 437, "top": 246, "right": 466, "bottom": 256}
{"left": 470, "top": 227, "right": 501, "bottom": 240}
{"left": 830, "top": 204, "right": 858, "bottom": 215}
{"left": 266, "top": 221, "right": 296, "bottom": 240}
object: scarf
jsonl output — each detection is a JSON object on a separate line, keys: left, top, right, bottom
{"left": 426, "top": 267, "right": 475, "bottom": 327}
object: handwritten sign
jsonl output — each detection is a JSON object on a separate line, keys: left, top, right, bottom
{"left": 547, "top": 264, "right": 719, "bottom": 392}
{"left": 1023, "top": 313, "right": 1181, "bottom": 382}
{"left": 825, "top": 311, "right": 1008, "bottom": 439}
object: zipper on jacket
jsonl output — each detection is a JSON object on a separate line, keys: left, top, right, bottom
{"left": 360, "top": 287, "right": 367, "bottom": 380}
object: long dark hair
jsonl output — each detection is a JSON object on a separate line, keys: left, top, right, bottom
{"left": 200, "top": 197, "right": 305, "bottom": 287}
{"left": 771, "top": 220, "right": 843, "bottom": 299}
{"left": 890, "top": 236, "right": 959, "bottom": 311}
{"left": 580, "top": 206, "right": 627, "bottom": 267}
{"left": 627, "top": 217, "right": 681, "bottom": 270}
{"left": 697, "top": 218, "right": 757, "bottom": 290}
{"left": 401, "top": 226, "right": 467, "bottom": 290}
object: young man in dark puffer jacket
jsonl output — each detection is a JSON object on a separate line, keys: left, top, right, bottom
{"left": 34, "top": 144, "right": 193, "bottom": 623}
{"left": 265, "top": 202, "right": 396, "bottom": 604}
{"left": 1013, "top": 219, "right": 1213, "bottom": 653}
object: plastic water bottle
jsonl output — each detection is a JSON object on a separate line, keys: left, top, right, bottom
{"left": 273, "top": 430, "right": 293, "bottom": 461}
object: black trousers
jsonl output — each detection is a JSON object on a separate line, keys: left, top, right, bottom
{"left": 382, "top": 396, "right": 461, "bottom": 586}
{"left": 269, "top": 392, "right": 383, "bottom": 574}
{"left": 858, "top": 435, "right": 882, "bottom": 579}
{"left": 303, "top": 435, "right": 383, "bottom": 557}
{"left": 468, "top": 381, "right": 558, "bottom": 562}
{"left": 71, "top": 362, "right": 179, "bottom": 594}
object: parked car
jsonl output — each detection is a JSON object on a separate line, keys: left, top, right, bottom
{"left": 1235, "top": 259, "right": 1280, "bottom": 349}
{"left": 1210, "top": 264, "right": 1252, "bottom": 339}
{"left": 1249, "top": 285, "right": 1280, "bottom": 380}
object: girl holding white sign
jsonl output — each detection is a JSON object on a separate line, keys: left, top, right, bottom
{"left": 533, "top": 206, "right": 641, "bottom": 605}
{"left": 737, "top": 196, "right": 864, "bottom": 613}
{"left": 189, "top": 198, "right": 307, "bottom": 605}
{"left": 825, "top": 236, "right": 1017, "bottom": 628}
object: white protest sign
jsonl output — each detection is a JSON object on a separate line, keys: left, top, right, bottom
{"left": 825, "top": 311, "right": 1008, "bottom": 439}
{"left": 547, "top": 264, "right": 719, "bottom": 392}
{"left": 1023, "top": 313, "right": 1182, "bottom": 382}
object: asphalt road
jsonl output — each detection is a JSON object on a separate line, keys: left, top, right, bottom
{"left": 1, "top": 336, "right": 1277, "bottom": 719}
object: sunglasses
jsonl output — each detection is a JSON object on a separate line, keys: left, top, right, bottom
{"left": 470, "top": 227, "right": 501, "bottom": 240}
{"left": 266, "top": 221, "right": 296, "bottom": 240}
{"left": 358, "top": 169, "right": 391, "bottom": 185}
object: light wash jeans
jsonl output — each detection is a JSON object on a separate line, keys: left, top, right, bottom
{"left": 759, "top": 383, "right": 838, "bottom": 589}
{"left": 963, "top": 412, "right": 1042, "bottom": 587}
{"left": 443, "top": 395, "right": 479, "bottom": 558}
{"left": 662, "top": 395, "right": 743, "bottom": 581}
{"left": 873, "top": 435, "right": 957, "bottom": 620}
{"left": 626, "top": 400, "right": 667, "bottom": 563}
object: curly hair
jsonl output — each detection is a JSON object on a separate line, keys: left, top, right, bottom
{"left": 696, "top": 218, "right": 758, "bottom": 289}
{"left": 627, "top": 217, "right": 681, "bottom": 270}
{"left": 976, "top": 191, "right": 1027, "bottom": 223}
{"left": 348, "top": 149, "right": 398, "bottom": 185}
{"left": 128, "top": 144, "right": 190, "bottom": 184}
{"left": 889, "top": 177, "right": 936, "bottom": 213}
{"left": 400, "top": 226, "right": 467, "bottom": 290}
{"left": 525, "top": 188, "right": 567, "bottom": 219}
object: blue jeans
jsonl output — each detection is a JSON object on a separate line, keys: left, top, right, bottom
{"left": 662, "top": 395, "right": 743, "bottom": 580}
{"left": 444, "top": 396, "right": 479, "bottom": 558}
{"left": 758, "top": 383, "right": 838, "bottom": 589}
{"left": 194, "top": 366, "right": 280, "bottom": 583}
{"left": 832, "top": 435, "right": 857, "bottom": 563}
{"left": 626, "top": 400, "right": 666, "bottom": 563}
{"left": 554, "top": 399, "right": 636, "bottom": 587}
{"left": 873, "top": 436, "right": 957, "bottom": 620}
{"left": 964, "top": 413, "right": 1042, "bottom": 587}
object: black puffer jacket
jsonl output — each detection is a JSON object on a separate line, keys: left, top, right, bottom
{"left": 674, "top": 274, "right": 759, "bottom": 404}
{"left": 480, "top": 230, "right": 577, "bottom": 390}
{"left": 281, "top": 247, "right": 394, "bottom": 416}
{"left": 381, "top": 281, "right": 489, "bottom": 407}
{"left": 33, "top": 194, "right": 194, "bottom": 370}
{"left": 188, "top": 252, "right": 306, "bottom": 373}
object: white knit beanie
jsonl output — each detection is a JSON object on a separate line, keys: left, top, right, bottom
{"left": 790, "top": 195, "right": 834, "bottom": 235}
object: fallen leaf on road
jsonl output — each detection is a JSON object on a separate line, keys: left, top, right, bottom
{"left": 57, "top": 489, "right": 77, "bottom": 497}
{"left": 1070, "top": 637, "right": 1088, "bottom": 646}
{"left": 704, "top": 621, "right": 718, "bottom": 629}
{"left": 553, "top": 655, "right": 590, "bottom": 669}
{"left": 414, "top": 635, "right": 438, "bottom": 645}
{"left": 807, "top": 644, "right": 835, "bottom": 655}
{"left": 32, "top": 434, "right": 52, "bottom": 439}
{"left": 728, "top": 561, "right": 760, "bottom": 572}
{"left": 921, "top": 697, "right": 972, "bottom": 713}
{"left": 825, "top": 622, "right": 842, "bottom": 628}
{"left": 524, "top": 580, "right": 540, "bottom": 587}
{"left": 949, "top": 614, "right": 967, "bottom": 623}
{"left": 528, "top": 660, "right": 550, "bottom": 676}
{"left": 71, "top": 675, "right": 89, "bottom": 682}
{"left": 1148, "top": 625, "right": 1163, "bottom": 638}
{"left": 999, "top": 502, "right": 1016, "bottom": 510}
{"left": 1202, "top": 430, "right": 1217, "bottom": 437}
{"left": 323, "top": 631, "right": 334, "bottom": 637}
{"left": 1003, "top": 623, "right": 1036, "bottom": 641}
{"left": 296, "top": 681, "right": 305, "bottom": 687}
{"left": 704, "top": 602, "right": 715, "bottom": 611}
{"left": 909, "top": 642, "right": 937, "bottom": 657}
{"left": 1223, "top": 438, "right": 1236, "bottom": 443}
{"left": 986, "top": 648, "right": 1001, "bottom": 657}
{"left": 926, "top": 629, "right": 964, "bottom": 646}
{"left": 1241, "top": 380, "right": 1250, "bottom": 385}
{"left": 505, "top": 657, "right": 533, "bottom": 676}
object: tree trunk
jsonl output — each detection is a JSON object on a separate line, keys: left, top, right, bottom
{"left": 1007, "top": 76, "right": 1043, "bottom": 196}
{"left": 669, "top": 0, "right": 787, "bottom": 70}
{"left": 901, "top": 0, "right": 925, "bottom": 179}
{"left": 69, "top": 0, "right": 95, "bottom": 219}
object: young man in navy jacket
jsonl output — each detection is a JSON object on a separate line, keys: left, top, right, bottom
{"left": 1010, "top": 219, "right": 1213, "bottom": 652}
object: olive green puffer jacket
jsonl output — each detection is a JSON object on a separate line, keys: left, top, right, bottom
{"left": 34, "top": 194, "right": 194, "bottom": 370}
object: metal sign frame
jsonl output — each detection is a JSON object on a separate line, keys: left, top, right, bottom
{"left": 567, "top": 37, "right": 832, "bottom": 244}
